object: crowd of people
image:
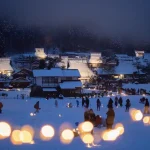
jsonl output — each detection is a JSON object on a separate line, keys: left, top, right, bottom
{"left": 0, "top": 92, "right": 149, "bottom": 132}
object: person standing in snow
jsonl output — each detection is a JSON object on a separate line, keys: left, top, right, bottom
{"left": 119, "top": 97, "right": 123, "bottom": 107}
{"left": 82, "top": 97, "right": 85, "bottom": 107}
{"left": 55, "top": 99, "right": 58, "bottom": 107}
{"left": 125, "top": 99, "right": 131, "bottom": 112}
{"left": 76, "top": 100, "right": 79, "bottom": 107}
{"left": 106, "top": 108, "right": 115, "bottom": 129}
{"left": 34, "top": 101, "right": 41, "bottom": 113}
{"left": 144, "top": 99, "right": 150, "bottom": 114}
{"left": 115, "top": 97, "right": 118, "bottom": 107}
{"left": 97, "top": 99, "right": 101, "bottom": 111}
{"left": 86, "top": 97, "right": 89, "bottom": 108}
{"left": 107, "top": 98, "right": 113, "bottom": 109}
{"left": 0, "top": 102, "right": 3, "bottom": 114}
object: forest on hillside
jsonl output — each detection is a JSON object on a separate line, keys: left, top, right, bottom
{"left": 1, "top": 16, "right": 150, "bottom": 56}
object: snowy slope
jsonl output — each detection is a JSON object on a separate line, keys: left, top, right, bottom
{"left": 0, "top": 95, "right": 150, "bottom": 150}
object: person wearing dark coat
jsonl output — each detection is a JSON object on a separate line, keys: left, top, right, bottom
{"left": 76, "top": 100, "right": 79, "bottom": 107}
{"left": 144, "top": 99, "right": 150, "bottom": 114}
{"left": 107, "top": 98, "right": 113, "bottom": 109}
{"left": 115, "top": 97, "right": 118, "bottom": 107}
{"left": 84, "top": 110, "right": 90, "bottom": 121}
{"left": 125, "top": 99, "right": 131, "bottom": 112}
{"left": 0, "top": 102, "right": 3, "bottom": 114}
{"left": 97, "top": 99, "right": 101, "bottom": 111}
{"left": 89, "top": 109, "right": 96, "bottom": 125}
{"left": 119, "top": 97, "right": 123, "bottom": 107}
{"left": 34, "top": 101, "right": 41, "bottom": 113}
{"left": 85, "top": 97, "right": 89, "bottom": 108}
{"left": 82, "top": 97, "right": 85, "bottom": 107}
{"left": 106, "top": 108, "right": 115, "bottom": 129}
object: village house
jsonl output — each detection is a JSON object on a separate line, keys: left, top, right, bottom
{"left": 0, "top": 58, "right": 13, "bottom": 75}
{"left": 88, "top": 53, "right": 103, "bottom": 68}
{"left": 96, "top": 61, "right": 146, "bottom": 83}
{"left": 135, "top": 50, "right": 144, "bottom": 58}
{"left": 33, "top": 68, "right": 82, "bottom": 96}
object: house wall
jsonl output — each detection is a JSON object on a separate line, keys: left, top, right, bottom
{"left": 35, "top": 77, "right": 42, "bottom": 86}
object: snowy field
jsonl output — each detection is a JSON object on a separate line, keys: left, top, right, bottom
{"left": 0, "top": 95, "right": 150, "bottom": 150}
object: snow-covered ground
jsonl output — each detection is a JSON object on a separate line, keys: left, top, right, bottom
{"left": 0, "top": 94, "right": 150, "bottom": 150}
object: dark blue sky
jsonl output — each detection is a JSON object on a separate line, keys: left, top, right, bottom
{"left": 1, "top": 0, "right": 150, "bottom": 42}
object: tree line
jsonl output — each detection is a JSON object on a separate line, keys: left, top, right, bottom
{"left": 1, "top": 17, "right": 150, "bottom": 57}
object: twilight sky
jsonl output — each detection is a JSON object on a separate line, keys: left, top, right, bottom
{"left": 0, "top": 0, "right": 150, "bottom": 42}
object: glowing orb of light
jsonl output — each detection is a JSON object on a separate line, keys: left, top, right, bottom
{"left": 20, "top": 130, "right": 32, "bottom": 143}
{"left": 59, "top": 114, "right": 62, "bottom": 117}
{"left": 102, "top": 129, "right": 119, "bottom": 141}
{"left": 130, "top": 109, "right": 143, "bottom": 121}
{"left": 10, "top": 130, "right": 22, "bottom": 145}
{"left": 143, "top": 116, "right": 150, "bottom": 124}
{"left": 60, "top": 129, "right": 74, "bottom": 144}
{"left": 30, "top": 113, "right": 34, "bottom": 116}
{"left": 61, "top": 129, "right": 74, "bottom": 140}
{"left": 41, "top": 125, "right": 55, "bottom": 138}
{"left": 135, "top": 110, "right": 143, "bottom": 121}
{"left": 81, "top": 133, "right": 94, "bottom": 144}
{"left": 115, "top": 123, "right": 124, "bottom": 135}
{"left": 81, "top": 121, "right": 94, "bottom": 132}
{"left": 0, "top": 122, "right": 11, "bottom": 138}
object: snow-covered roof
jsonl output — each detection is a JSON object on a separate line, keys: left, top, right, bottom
{"left": 62, "top": 69, "right": 80, "bottom": 77}
{"left": 97, "top": 62, "right": 144, "bottom": 75}
{"left": 135, "top": 50, "right": 144, "bottom": 53}
{"left": 33, "top": 68, "right": 63, "bottom": 77}
{"left": 33, "top": 68, "right": 81, "bottom": 77}
{"left": 68, "top": 61, "right": 94, "bottom": 78}
{"left": 43, "top": 88, "right": 57, "bottom": 91}
{"left": 88, "top": 58, "right": 102, "bottom": 63}
{"left": 59, "top": 81, "right": 82, "bottom": 89}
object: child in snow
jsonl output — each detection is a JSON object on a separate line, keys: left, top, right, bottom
{"left": 76, "top": 100, "right": 79, "bottom": 107}
{"left": 125, "top": 99, "right": 131, "bottom": 112}
{"left": 96, "top": 99, "right": 101, "bottom": 111}
{"left": 144, "top": 99, "right": 150, "bottom": 114}
{"left": 55, "top": 99, "right": 58, "bottom": 107}
{"left": 34, "top": 101, "right": 41, "bottom": 113}
{"left": 0, "top": 102, "right": 3, "bottom": 114}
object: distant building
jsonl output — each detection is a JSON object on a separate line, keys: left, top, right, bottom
{"left": 35, "top": 48, "right": 47, "bottom": 59}
{"left": 135, "top": 50, "right": 144, "bottom": 58}
{"left": 88, "top": 53, "right": 103, "bottom": 68}
{"left": 33, "top": 68, "right": 82, "bottom": 96}
{"left": 0, "top": 58, "right": 13, "bottom": 76}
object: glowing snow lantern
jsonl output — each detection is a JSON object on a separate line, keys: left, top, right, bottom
{"left": 20, "top": 130, "right": 32, "bottom": 143}
{"left": 115, "top": 123, "right": 125, "bottom": 135}
{"left": 40, "top": 125, "right": 55, "bottom": 141}
{"left": 102, "top": 129, "right": 119, "bottom": 141}
{"left": 130, "top": 109, "right": 143, "bottom": 121}
{"left": 0, "top": 122, "right": 11, "bottom": 139}
{"left": 60, "top": 129, "right": 74, "bottom": 144}
{"left": 81, "top": 133, "right": 94, "bottom": 147}
{"left": 143, "top": 116, "right": 150, "bottom": 124}
{"left": 10, "top": 130, "right": 22, "bottom": 145}
{"left": 135, "top": 110, "right": 143, "bottom": 121}
{"left": 81, "top": 121, "right": 93, "bottom": 133}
